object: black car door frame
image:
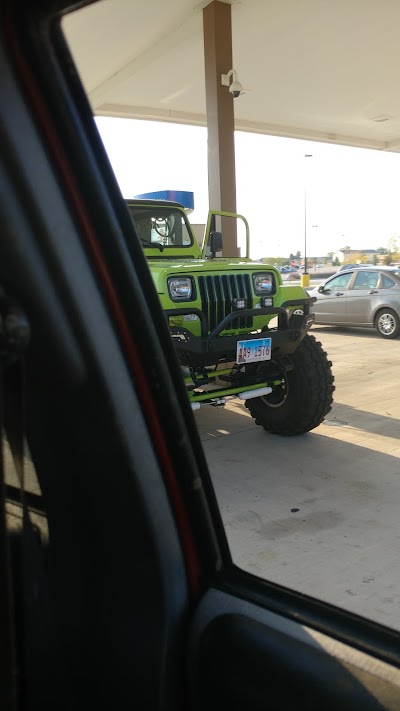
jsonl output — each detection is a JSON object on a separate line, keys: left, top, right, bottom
{"left": 1, "top": 1, "right": 400, "bottom": 709}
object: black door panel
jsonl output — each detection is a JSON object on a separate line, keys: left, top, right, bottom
{"left": 191, "top": 590, "right": 400, "bottom": 710}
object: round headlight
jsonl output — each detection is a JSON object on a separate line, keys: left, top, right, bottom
{"left": 253, "top": 273, "right": 273, "bottom": 295}
{"left": 168, "top": 277, "right": 193, "bottom": 300}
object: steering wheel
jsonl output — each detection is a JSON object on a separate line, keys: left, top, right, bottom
{"left": 153, "top": 215, "right": 176, "bottom": 242}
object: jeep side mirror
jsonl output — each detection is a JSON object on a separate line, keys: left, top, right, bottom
{"left": 209, "top": 231, "right": 222, "bottom": 258}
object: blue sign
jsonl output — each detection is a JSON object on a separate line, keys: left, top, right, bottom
{"left": 134, "top": 190, "right": 194, "bottom": 211}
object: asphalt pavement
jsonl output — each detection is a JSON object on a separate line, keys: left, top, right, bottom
{"left": 195, "top": 325, "right": 400, "bottom": 631}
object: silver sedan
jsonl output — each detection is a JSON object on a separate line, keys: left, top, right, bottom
{"left": 309, "top": 267, "right": 400, "bottom": 338}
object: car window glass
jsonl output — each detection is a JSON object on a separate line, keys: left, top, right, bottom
{"left": 324, "top": 273, "right": 352, "bottom": 290}
{"left": 353, "top": 271, "right": 379, "bottom": 289}
{"left": 381, "top": 274, "right": 396, "bottom": 288}
{"left": 126, "top": 205, "right": 193, "bottom": 247}
{"left": 62, "top": 3, "right": 400, "bottom": 634}
{"left": 4, "top": 436, "right": 49, "bottom": 545}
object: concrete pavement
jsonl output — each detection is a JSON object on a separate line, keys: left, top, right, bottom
{"left": 195, "top": 325, "right": 400, "bottom": 631}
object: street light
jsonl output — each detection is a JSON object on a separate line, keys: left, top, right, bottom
{"left": 302, "top": 153, "right": 313, "bottom": 288}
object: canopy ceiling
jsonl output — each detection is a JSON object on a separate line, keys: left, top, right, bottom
{"left": 64, "top": 0, "right": 400, "bottom": 152}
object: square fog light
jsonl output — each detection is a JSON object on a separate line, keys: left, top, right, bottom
{"left": 233, "top": 298, "right": 246, "bottom": 309}
{"left": 261, "top": 297, "right": 273, "bottom": 307}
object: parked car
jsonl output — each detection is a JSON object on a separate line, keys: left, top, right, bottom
{"left": 309, "top": 267, "right": 400, "bottom": 338}
{"left": 298, "top": 264, "right": 324, "bottom": 272}
{"left": 279, "top": 265, "right": 298, "bottom": 273}
{"left": 337, "top": 263, "right": 375, "bottom": 272}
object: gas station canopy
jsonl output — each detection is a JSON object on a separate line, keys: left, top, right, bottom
{"left": 65, "top": 0, "right": 400, "bottom": 152}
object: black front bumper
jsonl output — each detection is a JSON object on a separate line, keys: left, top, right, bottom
{"left": 165, "top": 298, "right": 316, "bottom": 367}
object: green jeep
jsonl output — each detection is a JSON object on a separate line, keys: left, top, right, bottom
{"left": 126, "top": 198, "right": 334, "bottom": 436}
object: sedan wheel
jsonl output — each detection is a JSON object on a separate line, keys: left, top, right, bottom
{"left": 375, "top": 308, "right": 400, "bottom": 339}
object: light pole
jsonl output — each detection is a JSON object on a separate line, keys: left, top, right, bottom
{"left": 301, "top": 153, "right": 312, "bottom": 288}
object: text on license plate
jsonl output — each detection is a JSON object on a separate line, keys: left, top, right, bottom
{"left": 236, "top": 337, "right": 271, "bottom": 364}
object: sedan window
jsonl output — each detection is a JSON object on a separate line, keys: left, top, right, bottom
{"left": 381, "top": 274, "right": 396, "bottom": 289}
{"left": 353, "top": 271, "right": 379, "bottom": 289}
{"left": 323, "top": 272, "right": 352, "bottom": 290}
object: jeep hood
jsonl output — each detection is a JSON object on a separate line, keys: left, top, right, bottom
{"left": 147, "top": 258, "right": 274, "bottom": 293}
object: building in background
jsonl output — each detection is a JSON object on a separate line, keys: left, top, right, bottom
{"left": 333, "top": 248, "right": 379, "bottom": 264}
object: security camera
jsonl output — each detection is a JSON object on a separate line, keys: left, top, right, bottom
{"left": 229, "top": 80, "right": 243, "bottom": 98}
{"left": 221, "top": 69, "right": 245, "bottom": 98}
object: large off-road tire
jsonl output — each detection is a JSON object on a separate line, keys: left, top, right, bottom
{"left": 245, "top": 334, "right": 334, "bottom": 436}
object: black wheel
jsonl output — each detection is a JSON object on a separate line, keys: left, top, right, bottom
{"left": 245, "top": 334, "right": 334, "bottom": 436}
{"left": 374, "top": 308, "right": 400, "bottom": 339}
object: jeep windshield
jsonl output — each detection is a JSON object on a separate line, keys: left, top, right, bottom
{"left": 126, "top": 202, "right": 194, "bottom": 250}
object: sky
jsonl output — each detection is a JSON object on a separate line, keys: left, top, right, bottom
{"left": 95, "top": 116, "right": 400, "bottom": 260}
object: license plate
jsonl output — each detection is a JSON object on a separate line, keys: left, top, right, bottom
{"left": 236, "top": 337, "right": 271, "bottom": 364}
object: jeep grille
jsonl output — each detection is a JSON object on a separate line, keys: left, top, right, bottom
{"left": 198, "top": 274, "right": 253, "bottom": 332}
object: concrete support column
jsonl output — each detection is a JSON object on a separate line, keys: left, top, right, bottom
{"left": 203, "top": 0, "right": 239, "bottom": 257}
